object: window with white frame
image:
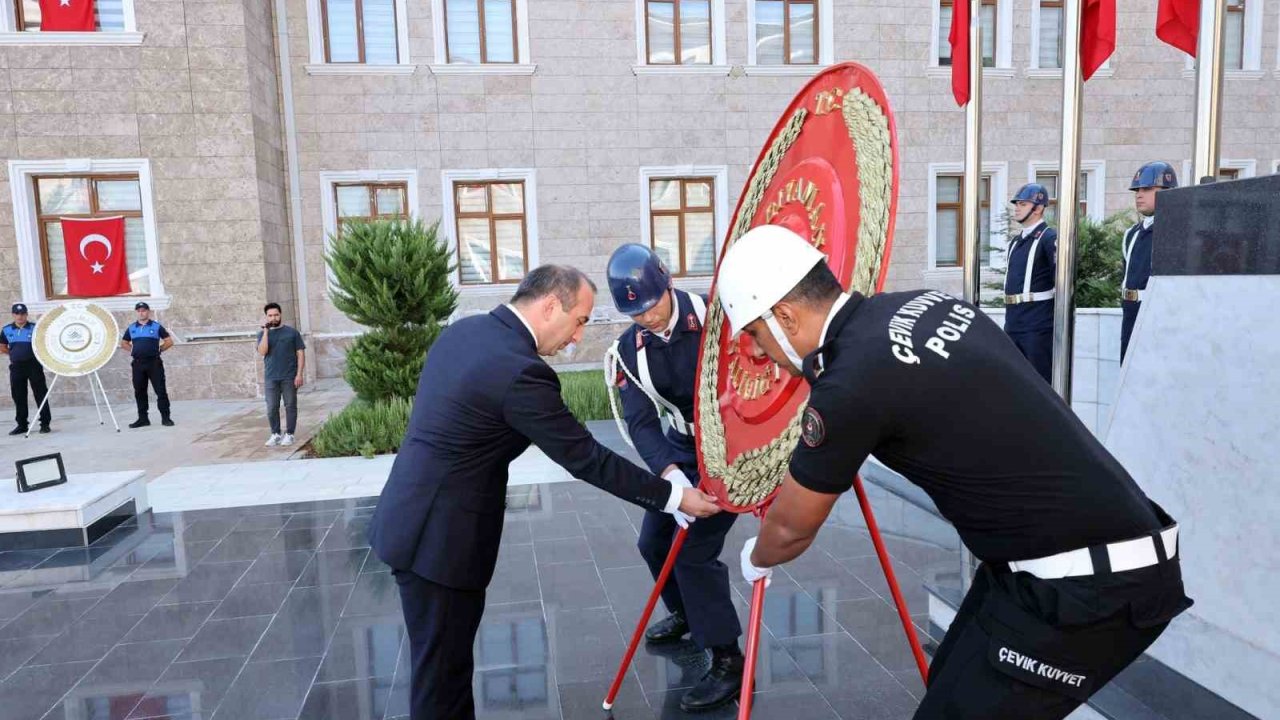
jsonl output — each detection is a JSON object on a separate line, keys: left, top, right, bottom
{"left": 430, "top": 0, "right": 532, "bottom": 72}
{"left": 640, "top": 166, "right": 729, "bottom": 279}
{"left": 1026, "top": 161, "right": 1105, "bottom": 225}
{"left": 307, "top": 0, "right": 410, "bottom": 70}
{"left": 636, "top": 0, "right": 727, "bottom": 70}
{"left": 1033, "top": 0, "right": 1063, "bottom": 69}
{"left": 0, "top": 0, "right": 140, "bottom": 42}
{"left": 1180, "top": 159, "right": 1256, "bottom": 185}
{"left": 319, "top": 170, "right": 419, "bottom": 288}
{"left": 441, "top": 170, "right": 539, "bottom": 288}
{"left": 1186, "top": 0, "right": 1262, "bottom": 73}
{"left": 928, "top": 162, "right": 1007, "bottom": 270}
{"left": 931, "top": 0, "right": 1008, "bottom": 67}
{"left": 9, "top": 159, "right": 164, "bottom": 310}
{"left": 747, "top": 0, "right": 834, "bottom": 69}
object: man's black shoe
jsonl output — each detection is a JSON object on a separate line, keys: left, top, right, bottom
{"left": 129, "top": 418, "right": 151, "bottom": 429}
{"left": 161, "top": 417, "right": 175, "bottom": 427}
{"left": 680, "top": 645, "right": 744, "bottom": 713}
{"left": 8, "top": 426, "right": 27, "bottom": 436}
{"left": 38, "top": 426, "right": 50, "bottom": 434}
{"left": 644, "top": 613, "right": 689, "bottom": 644}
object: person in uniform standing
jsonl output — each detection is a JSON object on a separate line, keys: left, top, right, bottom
{"left": 1002, "top": 183, "right": 1057, "bottom": 382}
{"left": 605, "top": 244, "right": 743, "bottom": 712}
{"left": 367, "top": 264, "right": 721, "bottom": 720}
{"left": 120, "top": 301, "right": 174, "bottom": 428}
{"left": 719, "top": 226, "right": 1191, "bottom": 720}
{"left": 1121, "top": 162, "right": 1178, "bottom": 361}
{"left": 1, "top": 303, "right": 52, "bottom": 435}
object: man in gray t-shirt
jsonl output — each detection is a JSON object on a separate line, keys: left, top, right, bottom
{"left": 257, "top": 302, "right": 306, "bottom": 446}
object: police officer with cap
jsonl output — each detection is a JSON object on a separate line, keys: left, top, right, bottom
{"left": 120, "top": 301, "right": 174, "bottom": 428}
{"left": 720, "top": 225, "right": 1191, "bottom": 720}
{"left": 604, "top": 244, "right": 743, "bottom": 712}
{"left": 1, "top": 303, "right": 52, "bottom": 435}
{"left": 1003, "top": 183, "right": 1057, "bottom": 382}
{"left": 1122, "top": 162, "right": 1177, "bottom": 361}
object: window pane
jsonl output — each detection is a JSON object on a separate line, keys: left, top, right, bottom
{"left": 126, "top": 216, "right": 150, "bottom": 295}
{"left": 95, "top": 0, "right": 126, "bottom": 31}
{"left": 325, "top": 0, "right": 360, "bottom": 62}
{"left": 652, "top": 215, "right": 680, "bottom": 271}
{"left": 362, "top": 0, "right": 399, "bottom": 64}
{"left": 980, "top": 5, "right": 996, "bottom": 66}
{"left": 756, "top": 0, "right": 785, "bottom": 66}
{"left": 456, "top": 184, "right": 488, "bottom": 213}
{"left": 679, "top": 0, "right": 712, "bottom": 64}
{"left": 1040, "top": 5, "right": 1063, "bottom": 68}
{"left": 789, "top": 2, "right": 816, "bottom": 64}
{"left": 337, "top": 186, "right": 372, "bottom": 218}
{"left": 375, "top": 187, "right": 405, "bottom": 216}
{"left": 37, "top": 178, "right": 91, "bottom": 214}
{"left": 45, "top": 222, "right": 68, "bottom": 296}
{"left": 685, "top": 180, "right": 712, "bottom": 208}
{"left": 458, "top": 218, "right": 492, "bottom": 284}
{"left": 483, "top": 0, "right": 516, "bottom": 63}
{"left": 446, "top": 0, "right": 483, "bottom": 63}
{"left": 649, "top": 180, "right": 681, "bottom": 210}
{"left": 96, "top": 180, "right": 142, "bottom": 211}
{"left": 979, "top": 177, "right": 990, "bottom": 204}
{"left": 1036, "top": 172, "right": 1059, "bottom": 200}
{"left": 685, "top": 212, "right": 715, "bottom": 275}
{"left": 1224, "top": 10, "right": 1244, "bottom": 70}
{"left": 491, "top": 183, "right": 524, "bottom": 214}
{"left": 494, "top": 219, "right": 525, "bottom": 281}
{"left": 936, "top": 209, "right": 959, "bottom": 266}
{"left": 647, "top": 1, "right": 676, "bottom": 64}
{"left": 980, "top": 206, "right": 992, "bottom": 264}
{"left": 936, "top": 176, "right": 961, "bottom": 204}
{"left": 938, "top": 5, "right": 952, "bottom": 65}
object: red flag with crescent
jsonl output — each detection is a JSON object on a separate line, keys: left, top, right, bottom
{"left": 695, "top": 62, "right": 899, "bottom": 513}
{"left": 37, "top": 0, "right": 97, "bottom": 31}
{"left": 62, "top": 216, "right": 130, "bottom": 297}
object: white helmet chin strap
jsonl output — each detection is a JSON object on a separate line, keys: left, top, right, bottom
{"left": 762, "top": 312, "right": 805, "bottom": 371}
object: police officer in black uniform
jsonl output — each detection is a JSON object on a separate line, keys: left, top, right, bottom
{"left": 1, "top": 303, "right": 52, "bottom": 435}
{"left": 120, "top": 301, "right": 174, "bottom": 428}
{"left": 605, "top": 244, "right": 743, "bottom": 712}
{"left": 720, "top": 226, "right": 1191, "bottom": 720}
{"left": 1002, "top": 183, "right": 1057, "bottom": 382}
{"left": 1121, "top": 162, "right": 1177, "bottom": 361}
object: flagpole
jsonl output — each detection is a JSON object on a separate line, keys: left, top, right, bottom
{"left": 1051, "top": 0, "right": 1085, "bottom": 401}
{"left": 961, "top": 0, "right": 984, "bottom": 306}
{"left": 1192, "top": 0, "right": 1227, "bottom": 182}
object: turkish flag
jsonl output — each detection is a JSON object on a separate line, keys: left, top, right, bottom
{"left": 62, "top": 216, "right": 131, "bottom": 297}
{"left": 1157, "top": 0, "right": 1200, "bottom": 57}
{"left": 1081, "top": 0, "right": 1117, "bottom": 81}
{"left": 948, "top": 0, "right": 971, "bottom": 106}
{"left": 38, "top": 0, "right": 97, "bottom": 32}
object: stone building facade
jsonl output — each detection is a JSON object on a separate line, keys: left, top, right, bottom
{"left": 1, "top": 0, "right": 1277, "bottom": 407}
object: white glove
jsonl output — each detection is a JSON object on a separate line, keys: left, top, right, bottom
{"left": 740, "top": 537, "right": 773, "bottom": 586}
{"left": 663, "top": 468, "right": 695, "bottom": 529}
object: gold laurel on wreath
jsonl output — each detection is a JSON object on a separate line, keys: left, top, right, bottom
{"left": 698, "top": 87, "right": 895, "bottom": 508}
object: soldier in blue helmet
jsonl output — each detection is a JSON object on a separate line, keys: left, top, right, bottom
{"left": 1003, "top": 183, "right": 1058, "bottom": 382}
{"left": 604, "top": 243, "right": 743, "bottom": 712}
{"left": 1121, "top": 162, "right": 1178, "bottom": 361}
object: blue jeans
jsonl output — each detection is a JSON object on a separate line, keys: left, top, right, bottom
{"left": 265, "top": 378, "right": 298, "bottom": 434}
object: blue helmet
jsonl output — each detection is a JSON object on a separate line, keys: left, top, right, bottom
{"left": 1130, "top": 161, "right": 1178, "bottom": 190}
{"left": 1010, "top": 183, "right": 1050, "bottom": 207}
{"left": 607, "top": 243, "right": 671, "bottom": 316}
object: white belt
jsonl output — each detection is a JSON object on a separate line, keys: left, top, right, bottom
{"left": 1004, "top": 289, "right": 1056, "bottom": 305}
{"left": 1006, "top": 525, "right": 1179, "bottom": 579}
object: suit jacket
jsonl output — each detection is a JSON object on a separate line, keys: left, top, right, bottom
{"left": 368, "top": 304, "right": 671, "bottom": 591}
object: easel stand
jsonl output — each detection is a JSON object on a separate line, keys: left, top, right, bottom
{"left": 603, "top": 474, "right": 930, "bottom": 718}
{"left": 25, "top": 371, "right": 120, "bottom": 437}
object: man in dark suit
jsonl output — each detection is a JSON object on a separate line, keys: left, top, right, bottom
{"left": 368, "top": 264, "right": 722, "bottom": 720}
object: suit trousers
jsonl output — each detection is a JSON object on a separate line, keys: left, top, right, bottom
{"left": 637, "top": 503, "right": 741, "bottom": 649}
{"left": 395, "top": 569, "right": 486, "bottom": 720}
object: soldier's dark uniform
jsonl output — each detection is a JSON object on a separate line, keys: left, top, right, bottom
{"left": 1121, "top": 162, "right": 1178, "bottom": 361}
{"left": 122, "top": 304, "right": 172, "bottom": 427}
{"left": 790, "top": 288, "right": 1192, "bottom": 720}
{"left": 2, "top": 303, "right": 52, "bottom": 434}
{"left": 1003, "top": 219, "right": 1057, "bottom": 382}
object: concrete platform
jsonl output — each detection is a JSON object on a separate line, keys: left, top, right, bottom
{"left": 0, "top": 471, "right": 147, "bottom": 551}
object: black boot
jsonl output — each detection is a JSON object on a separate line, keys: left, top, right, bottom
{"left": 129, "top": 417, "right": 150, "bottom": 429}
{"left": 38, "top": 425, "right": 50, "bottom": 434}
{"left": 680, "top": 644, "right": 744, "bottom": 713}
{"left": 161, "top": 416, "right": 174, "bottom": 427}
{"left": 8, "top": 425, "right": 27, "bottom": 436}
{"left": 644, "top": 613, "right": 689, "bottom": 644}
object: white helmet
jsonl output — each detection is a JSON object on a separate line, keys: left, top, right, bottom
{"left": 717, "top": 225, "right": 826, "bottom": 336}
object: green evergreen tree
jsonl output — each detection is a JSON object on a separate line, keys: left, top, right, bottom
{"left": 325, "top": 219, "right": 457, "bottom": 401}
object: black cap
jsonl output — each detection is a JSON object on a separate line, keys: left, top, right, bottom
{"left": 11, "top": 303, "right": 27, "bottom": 314}
{"left": 134, "top": 301, "right": 150, "bottom": 310}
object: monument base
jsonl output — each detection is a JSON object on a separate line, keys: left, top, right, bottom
{"left": 0, "top": 471, "right": 148, "bottom": 551}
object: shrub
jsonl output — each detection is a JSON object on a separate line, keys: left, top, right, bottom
{"left": 343, "top": 324, "right": 440, "bottom": 402}
{"left": 311, "top": 397, "right": 412, "bottom": 459}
